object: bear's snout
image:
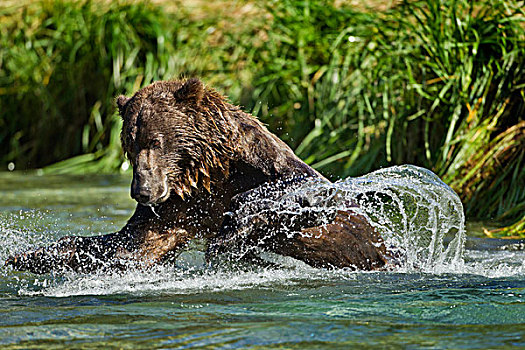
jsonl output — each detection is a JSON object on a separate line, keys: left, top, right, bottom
{"left": 131, "top": 170, "right": 169, "bottom": 205}
{"left": 131, "top": 182, "right": 152, "bottom": 204}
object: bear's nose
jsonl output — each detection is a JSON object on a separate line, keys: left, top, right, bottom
{"left": 134, "top": 192, "right": 151, "bottom": 204}
{"left": 131, "top": 185, "right": 151, "bottom": 204}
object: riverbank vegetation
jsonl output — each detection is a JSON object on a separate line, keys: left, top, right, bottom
{"left": 1, "top": 0, "right": 523, "bottom": 236}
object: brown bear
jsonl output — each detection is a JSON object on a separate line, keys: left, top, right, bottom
{"left": 6, "top": 78, "right": 387, "bottom": 274}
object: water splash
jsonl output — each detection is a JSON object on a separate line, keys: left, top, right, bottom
{"left": 3, "top": 166, "right": 525, "bottom": 298}
{"left": 18, "top": 264, "right": 320, "bottom": 297}
{"left": 338, "top": 165, "right": 466, "bottom": 270}
{"left": 148, "top": 204, "right": 161, "bottom": 218}
{"left": 0, "top": 210, "right": 53, "bottom": 262}
{"left": 227, "top": 165, "right": 466, "bottom": 271}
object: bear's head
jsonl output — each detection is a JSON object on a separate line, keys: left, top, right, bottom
{"left": 116, "top": 78, "right": 235, "bottom": 205}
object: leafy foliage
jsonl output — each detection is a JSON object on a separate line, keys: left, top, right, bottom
{"left": 0, "top": 1, "right": 180, "bottom": 171}
{"left": 0, "top": 0, "right": 523, "bottom": 235}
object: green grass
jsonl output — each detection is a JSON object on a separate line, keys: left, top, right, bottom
{"left": 0, "top": 0, "right": 523, "bottom": 235}
{"left": 0, "top": 0, "right": 178, "bottom": 171}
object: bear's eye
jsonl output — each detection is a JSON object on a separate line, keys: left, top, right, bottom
{"left": 150, "top": 139, "right": 161, "bottom": 149}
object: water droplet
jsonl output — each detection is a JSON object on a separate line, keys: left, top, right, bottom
{"left": 121, "top": 161, "right": 130, "bottom": 172}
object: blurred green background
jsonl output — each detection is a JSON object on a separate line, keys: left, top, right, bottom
{"left": 0, "top": 0, "right": 523, "bottom": 236}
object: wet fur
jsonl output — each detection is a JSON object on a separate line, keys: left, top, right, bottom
{"left": 7, "top": 79, "right": 386, "bottom": 273}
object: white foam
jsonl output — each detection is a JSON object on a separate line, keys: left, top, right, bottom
{"left": 18, "top": 262, "right": 351, "bottom": 297}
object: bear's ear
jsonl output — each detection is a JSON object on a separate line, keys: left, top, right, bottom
{"left": 173, "top": 78, "right": 204, "bottom": 106}
{"left": 116, "top": 95, "right": 130, "bottom": 117}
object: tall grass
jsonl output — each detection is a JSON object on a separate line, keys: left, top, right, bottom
{"left": 1, "top": 1, "right": 175, "bottom": 171}
{"left": 0, "top": 0, "right": 236, "bottom": 172}
{"left": 246, "top": 0, "right": 524, "bottom": 234}
{"left": 1, "top": 0, "right": 523, "bottom": 235}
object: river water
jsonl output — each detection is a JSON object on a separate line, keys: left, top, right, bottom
{"left": 1, "top": 170, "right": 524, "bottom": 349}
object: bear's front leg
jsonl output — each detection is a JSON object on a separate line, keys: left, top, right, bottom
{"left": 209, "top": 177, "right": 388, "bottom": 270}
{"left": 272, "top": 210, "right": 387, "bottom": 270}
{"left": 6, "top": 204, "right": 193, "bottom": 274}
{"left": 6, "top": 234, "right": 129, "bottom": 274}
{"left": 6, "top": 227, "right": 192, "bottom": 274}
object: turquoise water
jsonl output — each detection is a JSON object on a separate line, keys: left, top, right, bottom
{"left": 1, "top": 173, "right": 524, "bottom": 349}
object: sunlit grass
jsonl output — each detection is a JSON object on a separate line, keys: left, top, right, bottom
{"left": 245, "top": 0, "right": 524, "bottom": 235}
{"left": 0, "top": 0, "right": 523, "bottom": 235}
